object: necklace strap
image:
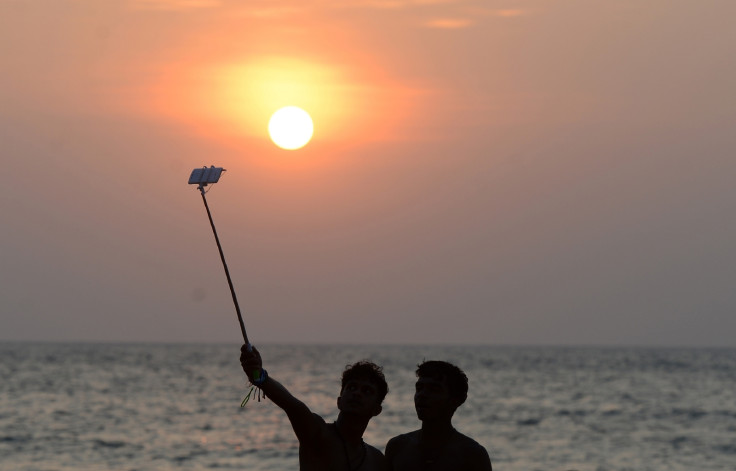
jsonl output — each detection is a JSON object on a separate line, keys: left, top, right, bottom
{"left": 334, "top": 423, "right": 367, "bottom": 471}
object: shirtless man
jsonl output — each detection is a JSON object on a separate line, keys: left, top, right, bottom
{"left": 240, "top": 344, "right": 389, "bottom": 471}
{"left": 385, "top": 360, "right": 492, "bottom": 471}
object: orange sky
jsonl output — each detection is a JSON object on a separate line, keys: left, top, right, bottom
{"left": 1, "top": 0, "right": 735, "bottom": 346}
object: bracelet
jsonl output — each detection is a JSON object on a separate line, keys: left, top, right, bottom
{"left": 252, "top": 368, "right": 268, "bottom": 387}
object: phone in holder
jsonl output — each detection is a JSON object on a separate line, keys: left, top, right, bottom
{"left": 188, "top": 166, "right": 225, "bottom": 186}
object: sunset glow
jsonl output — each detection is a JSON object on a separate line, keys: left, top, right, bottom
{"left": 141, "top": 52, "right": 418, "bottom": 153}
{"left": 4, "top": 0, "right": 735, "bottom": 350}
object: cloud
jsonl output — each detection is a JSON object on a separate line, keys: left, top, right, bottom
{"left": 129, "top": 0, "right": 221, "bottom": 11}
{"left": 238, "top": 6, "right": 305, "bottom": 18}
{"left": 412, "top": 0, "right": 462, "bottom": 4}
{"left": 495, "top": 9, "right": 527, "bottom": 17}
{"left": 424, "top": 17, "right": 473, "bottom": 29}
{"left": 331, "top": 0, "right": 460, "bottom": 10}
{"left": 332, "top": 0, "right": 406, "bottom": 9}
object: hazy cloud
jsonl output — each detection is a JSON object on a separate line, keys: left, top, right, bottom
{"left": 424, "top": 17, "right": 473, "bottom": 29}
{"left": 332, "top": 0, "right": 464, "bottom": 11}
{"left": 495, "top": 9, "right": 527, "bottom": 17}
{"left": 130, "top": 0, "right": 221, "bottom": 11}
{"left": 237, "top": 5, "right": 306, "bottom": 18}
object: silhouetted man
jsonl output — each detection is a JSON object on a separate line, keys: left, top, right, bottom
{"left": 240, "top": 344, "right": 389, "bottom": 471}
{"left": 385, "top": 360, "right": 492, "bottom": 471}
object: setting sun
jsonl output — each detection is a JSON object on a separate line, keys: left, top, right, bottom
{"left": 268, "top": 106, "right": 314, "bottom": 150}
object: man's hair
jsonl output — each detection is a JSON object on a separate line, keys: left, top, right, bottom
{"left": 416, "top": 360, "right": 468, "bottom": 405}
{"left": 341, "top": 360, "right": 389, "bottom": 403}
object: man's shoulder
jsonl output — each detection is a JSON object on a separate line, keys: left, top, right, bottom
{"left": 365, "top": 442, "right": 387, "bottom": 463}
{"left": 311, "top": 412, "right": 327, "bottom": 424}
{"left": 387, "top": 430, "right": 420, "bottom": 445}
{"left": 454, "top": 431, "right": 490, "bottom": 454}
{"left": 296, "top": 413, "right": 329, "bottom": 446}
{"left": 386, "top": 429, "right": 420, "bottom": 454}
{"left": 451, "top": 431, "right": 492, "bottom": 469}
{"left": 365, "top": 442, "right": 385, "bottom": 454}
{"left": 455, "top": 431, "right": 486, "bottom": 447}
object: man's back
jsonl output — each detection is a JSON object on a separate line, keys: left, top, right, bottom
{"left": 386, "top": 429, "right": 491, "bottom": 471}
{"left": 298, "top": 414, "right": 387, "bottom": 471}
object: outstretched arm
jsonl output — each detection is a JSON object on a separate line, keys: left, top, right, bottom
{"left": 240, "top": 344, "right": 323, "bottom": 444}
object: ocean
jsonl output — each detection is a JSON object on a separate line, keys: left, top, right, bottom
{"left": 1, "top": 343, "right": 734, "bottom": 471}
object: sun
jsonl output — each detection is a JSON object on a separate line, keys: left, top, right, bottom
{"left": 268, "top": 106, "right": 314, "bottom": 150}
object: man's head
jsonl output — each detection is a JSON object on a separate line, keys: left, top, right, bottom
{"left": 414, "top": 360, "right": 468, "bottom": 421}
{"left": 337, "top": 361, "right": 388, "bottom": 417}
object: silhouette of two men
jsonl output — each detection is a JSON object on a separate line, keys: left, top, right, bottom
{"left": 240, "top": 345, "right": 492, "bottom": 471}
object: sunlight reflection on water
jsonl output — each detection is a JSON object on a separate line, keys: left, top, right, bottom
{"left": 1, "top": 343, "right": 735, "bottom": 470}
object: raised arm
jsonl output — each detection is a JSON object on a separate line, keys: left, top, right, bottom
{"left": 240, "top": 344, "right": 324, "bottom": 444}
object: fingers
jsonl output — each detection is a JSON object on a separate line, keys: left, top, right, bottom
{"left": 240, "top": 344, "right": 260, "bottom": 359}
{"left": 240, "top": 350, "right": 263, "bottom": 383}
{"left": 240, "top": 343, "right": 257, "bottom": 354}
{"left": 239, "top": 344, "right": 262, "bottom": 376}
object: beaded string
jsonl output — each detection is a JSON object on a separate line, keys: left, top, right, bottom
{"left": 241, "top": 369, "right": 268, "bottom": 407}
{"left": 334, "top": 422, "right": 367, "bottom": 471}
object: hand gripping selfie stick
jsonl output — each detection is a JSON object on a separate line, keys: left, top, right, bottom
{"left": 188, "top": 167, "right": 263, "bottom": 405}
{"left": 188, "top": 166, "right": 250, "bottom": 345}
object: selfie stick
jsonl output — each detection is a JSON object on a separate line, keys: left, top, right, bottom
{"left": 188, "top": 166, "right": 250, "bottom": 345}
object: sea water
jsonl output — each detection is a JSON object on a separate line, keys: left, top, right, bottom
{"left": 1, "top": 343, "right": 735, "bottom": 471}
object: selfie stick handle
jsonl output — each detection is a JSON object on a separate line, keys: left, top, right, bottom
{"left": 198, "top": 184, "right": 250, "bottom": 345}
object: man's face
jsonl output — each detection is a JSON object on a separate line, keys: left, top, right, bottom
{"left": 338, "top": 378, "right": 382, "bottom": 417}
{"left": 414, "top": 376, "right": 456, "bottom": 421}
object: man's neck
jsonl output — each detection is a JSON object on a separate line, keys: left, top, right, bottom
{"left": 335, "top": 413, "right": 369, "bottom": 444}
{"left": 420, "top": 419, "right": 455, "bottom": 443}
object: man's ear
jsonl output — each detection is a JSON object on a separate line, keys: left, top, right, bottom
{"left": 449, "top": 396, "right": 464, "bottom": 413}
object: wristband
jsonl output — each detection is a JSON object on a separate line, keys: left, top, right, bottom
{"left": 252, "top": 368, "right": 268, "bottom": 387}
